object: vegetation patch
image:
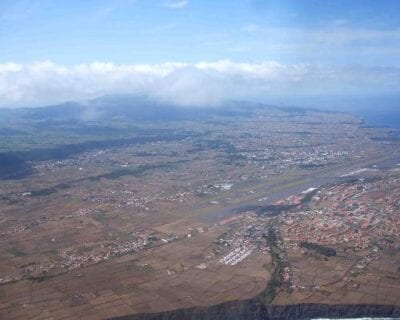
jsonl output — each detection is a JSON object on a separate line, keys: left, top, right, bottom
{"left": 7, "top": 248, "right": 27, "bottom": 257}
{"left": 300, "top": 241, "right": 337, "bottom": 257}
{"left": 260, "top": 226, "right": 285, "bottom": 304}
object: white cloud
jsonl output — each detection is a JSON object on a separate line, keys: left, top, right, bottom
{"left": 163, "top": 0, "right": 188, "bottom": 9}
{"left": 0, "top": 60, "right": 399, "bottom": 108}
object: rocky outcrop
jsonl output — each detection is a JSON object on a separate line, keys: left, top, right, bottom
{"left": 110, "top": 299, "right": 400, "bottom": 320}
{"left": 110, "top": 298, "right": 268, "bottom": 320}
{"left": 267, "top": 303, "right": 400, "bottom": 320}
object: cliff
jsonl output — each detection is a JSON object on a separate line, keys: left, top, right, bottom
{"left": 110, "top": 299, "right": 400, "bottom": 320}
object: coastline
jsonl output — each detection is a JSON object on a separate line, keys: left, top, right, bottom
{"left": 109, "top": 299, "right": 400, "bottom": 320}
{"left": 108, "top": 109, "right": 400, "bottom": 320}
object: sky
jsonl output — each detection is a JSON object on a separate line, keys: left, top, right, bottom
{"left": 1, "top": 0, "right": 400, "bottom": 108}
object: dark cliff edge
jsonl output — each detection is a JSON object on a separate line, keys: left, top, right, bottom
{"left": 109, "top": 298, "right": 400, "bottom": 320}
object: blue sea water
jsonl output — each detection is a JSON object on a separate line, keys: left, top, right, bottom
{"left": 344, "top": 104, "right": 400, "bottom": 138}
{"left": 356, "top": 107, "right": 400, "bottom": 131}
{"left": 336, "top": 96, "right": 400, "bottom": 132}
{"left": 300, "top": 95, "right": 400, "bottom": 132}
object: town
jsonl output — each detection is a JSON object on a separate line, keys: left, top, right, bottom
{"left": 0, "top": 106, "right": 399, "bottom": 318}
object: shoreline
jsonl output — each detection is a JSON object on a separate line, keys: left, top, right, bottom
{"left": 109, "top": 299, "right": 400, "bottom": 320}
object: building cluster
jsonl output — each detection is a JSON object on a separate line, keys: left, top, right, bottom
{"left": 214, "top": 213, "right": 270, "bottom": 253}
{"left": 0, "top": 208, "right": 102, "bottom": 237}
{"left": 0, "top": 230, "right": 180, "bottom": 284}
{"left": 279, "top": 172, "right": 400, "bottom": 253}
{"left": 218, "top": 247, "right": 253, "bottom": 266}
{"left": 55, "top": 231, "right": 179, "bottom": 271}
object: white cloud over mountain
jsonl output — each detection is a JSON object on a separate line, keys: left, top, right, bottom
{"left": 0, "top": 60, "right": 399, "bottom": 108}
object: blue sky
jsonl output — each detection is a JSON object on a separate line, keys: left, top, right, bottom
{"left": 2, "top": 0, "right": 400, "bottom": 65}
{"left": 0, "top": 0, "right": 400, "bottom": 107}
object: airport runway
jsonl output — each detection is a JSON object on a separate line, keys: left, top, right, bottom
{"left": 196, "top": 154, "right": 400, "bottom": 223}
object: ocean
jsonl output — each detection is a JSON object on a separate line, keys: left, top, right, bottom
{"left": 295, "top": 94, "right": 400, "bottom": 132}
{"left": 332, "top": 95, "right": 400, "bottom": 132}
{"left": 354, "top": 107, "right": 400, "bottom": 131}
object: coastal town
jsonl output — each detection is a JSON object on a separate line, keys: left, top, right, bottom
{"left": 0, "top": 106, "right": 399, "bottom": 319}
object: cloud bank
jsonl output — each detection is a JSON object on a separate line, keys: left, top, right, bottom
{"left": 0, "top": 60, "right": 399, "bottom": 108}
